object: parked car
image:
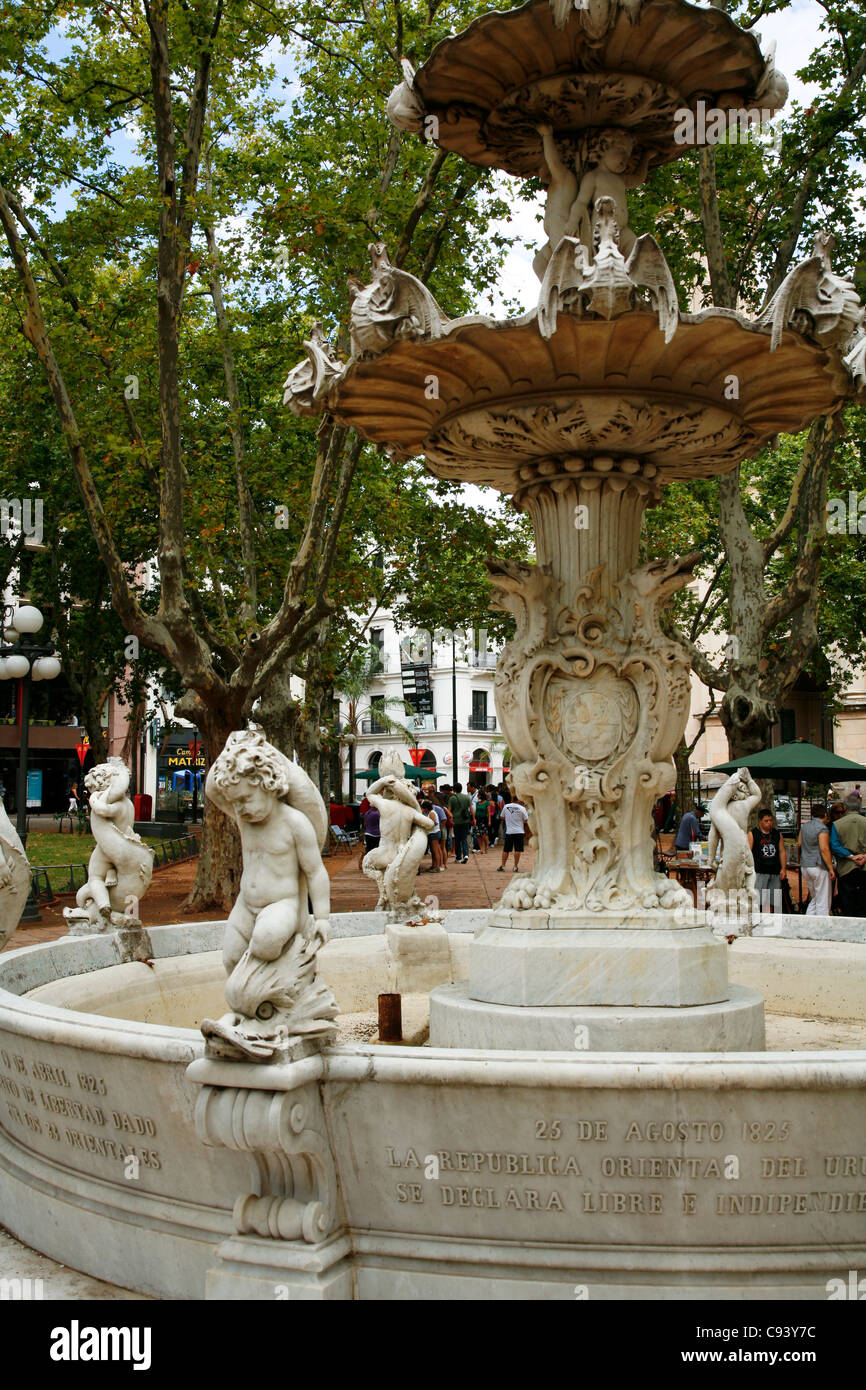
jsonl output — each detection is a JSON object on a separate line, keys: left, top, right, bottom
{"left": 699, "top": 790, "right": 797, "bottom": 838}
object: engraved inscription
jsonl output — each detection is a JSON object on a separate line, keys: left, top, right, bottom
{"left": 0, "top": 1046, "right": 162, "bottom": 1172}
{"left": 376, "top": 1113, "right": 866, "bottom": 1227}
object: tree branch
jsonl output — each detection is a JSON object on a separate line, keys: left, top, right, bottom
{"left": 762, "top": 416, "right": 835, "bottom": 562}
{"left": 0, "top": 182, "right": 167, "bottom": 652}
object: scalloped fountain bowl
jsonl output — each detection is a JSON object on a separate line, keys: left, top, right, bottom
{"left": 1, "top": 913, "right": 865, "bottom": 1299}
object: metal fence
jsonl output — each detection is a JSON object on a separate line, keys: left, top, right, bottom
{"left": 30, "top": 832, "right": 200, "bottom": 902}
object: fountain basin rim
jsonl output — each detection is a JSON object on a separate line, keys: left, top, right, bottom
{"left": 4, "top": 917, "right": 865, "bottom": 1067}
{"left": 190, "top": 1046, "right": 866, "bottom": 1092}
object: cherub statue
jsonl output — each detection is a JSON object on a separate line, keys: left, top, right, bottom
{"left": 0, "top": 801, "right": 31, "bottom": 950}
{"left": 706, "top": 767, "right": 762, "bottom": 936}
{"left": 201, "top": 728, "right": 338, "bottom": 1061}
{"left": 362, "top": 751, "right": 436, "bottom": 922}
{"left": 534, "top": 125, "right": 650, "bottom": 279}
{"left": 64, "top": 758, "right": 154, "bottom": 935}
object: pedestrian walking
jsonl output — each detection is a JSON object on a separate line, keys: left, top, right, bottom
{"left": 448, "top": 782, "right": 474, "bottom": 863}
{"left": 498, "top": 793, "right": 529, "bottom": 873}
{"left": 486, "top": 785, "right": 500, "bottom": 846}
{"left": 359, "top": 801, "right": 381, "bottom": 870}
{"left": 421, "top": 798, "right": 446, "bottom": 871}
{"left": 475, "top": 789, "right": 491, "bottom": 852}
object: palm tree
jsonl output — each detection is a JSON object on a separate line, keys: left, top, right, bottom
{"left": 335, "top": 645, "right": 415, "bottom": 798}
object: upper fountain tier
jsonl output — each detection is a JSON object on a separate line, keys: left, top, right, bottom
{"left": 387, "top": 0, "right": 788, "bottom": 183}
{"left": 283, "top": 232, "right": 865, "bottom": 489}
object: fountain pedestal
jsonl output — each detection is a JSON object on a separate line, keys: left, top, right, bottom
{"left": 427, "top": 453, "right": 764, "bottom": 1050}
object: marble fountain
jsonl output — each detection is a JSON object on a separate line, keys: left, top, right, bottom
{"left": 2, "top": 0, "right": 866, "bottom": 1300}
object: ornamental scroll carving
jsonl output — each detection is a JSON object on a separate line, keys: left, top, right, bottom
{"left": 196, "top": 1081, "right": 341, "bottom": 1245}
{"left": 489, "top": 463, "right": 695, "bottom": 916}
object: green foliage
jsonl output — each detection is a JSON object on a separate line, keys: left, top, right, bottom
{"left": 0, "top": 0, "right": 518, "bottom": 718}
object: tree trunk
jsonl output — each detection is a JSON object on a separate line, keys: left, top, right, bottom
{"left": 81, "top": 681, "right": 109, "bottom": 764}
{"left": 186, "top": 794, "right": 241, "bottom": 913}
{"left": 673, "top": 743, "right": 693, "bottom": 816}
{"left": 180, "top": 697, "right": 244, "bottom": 913}
{"left": 719, "top": 686, "right": 777, "bottom": 760}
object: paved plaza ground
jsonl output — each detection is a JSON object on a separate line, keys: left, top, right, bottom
{"left": 3, "top": 840, "right": 535, "bottom": 952}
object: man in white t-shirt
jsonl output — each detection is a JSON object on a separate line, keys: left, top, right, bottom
{"left": 498, "top": 795, "right": 529, "bottom": 873}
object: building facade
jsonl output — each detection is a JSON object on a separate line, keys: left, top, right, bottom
{"left": 343, "top": 615, "right": 507, "bottom": 795}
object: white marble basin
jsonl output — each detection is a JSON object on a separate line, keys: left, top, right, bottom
{"left": 1, "top": 913, "right": 865, "bottom": 1299}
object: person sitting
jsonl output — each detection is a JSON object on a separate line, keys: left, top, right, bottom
{"left": 674, "top": 801, "right": 704, "bottom": 852}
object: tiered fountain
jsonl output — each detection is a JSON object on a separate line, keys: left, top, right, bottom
{"left": 1, "top": 0, "right": 865, "bottom": 1301}
{"left": 286, "top": 0, "right": 864, "bottom": 1053}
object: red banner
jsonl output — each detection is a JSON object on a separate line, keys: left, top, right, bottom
{"left": 407, "top": 748, "right": 424, "bottom": 766}
{"left": 75, "top": 735, "right": 90, "bottom": 767}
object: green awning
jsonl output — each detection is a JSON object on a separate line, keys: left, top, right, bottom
{"left": 709, "top": 740, "right": 866, "bottom": 784}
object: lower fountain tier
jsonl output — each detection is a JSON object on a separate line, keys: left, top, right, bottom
{"left": 429, "top": 921, "right": 765, "bottom": 1052}
{"left": 466, "top": 924, "right": 728, "bottom": 1007}
{"left": 430, "top": 982, "right": 766, "bottom": 1052}
{"left": 330, "top": 311, "right": 852, "bottom": 484}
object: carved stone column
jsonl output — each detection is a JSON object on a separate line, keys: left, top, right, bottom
{"left": 493, "top": 454, "right": 695, "bottom": 920}
{"left": 191, "top": 1061, "right": 352, "bottom": 1300}
{"left": 427, "top": 452, "right": 768, "bottom": 1046}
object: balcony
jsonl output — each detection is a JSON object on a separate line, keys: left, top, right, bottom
{"left": 468, "top": 715, "right": 497, "bottom": 731}
{"left": 360, "top": 718, "right": 388, "bottom": 735}
{"left": 469, "top": 652, "right": 498, "bottom": 669}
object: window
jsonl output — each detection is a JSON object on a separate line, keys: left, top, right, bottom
{"left": 368, "top": 695, "right": 386, "bottom": 735}
{"left": 780, "top": 709, "right": 796, "bottom": 744}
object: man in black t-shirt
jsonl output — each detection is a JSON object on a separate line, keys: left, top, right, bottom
{"left": 747, "top": 807, "right": 787, "bottom": 911}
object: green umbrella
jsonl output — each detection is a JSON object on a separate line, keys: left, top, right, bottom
{"left": 709, "top": 741, "right": 866, "bottom": 783}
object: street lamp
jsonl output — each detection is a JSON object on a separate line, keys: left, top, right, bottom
{"left": 0, "top": 600, "right": 62, "bottom": 848}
